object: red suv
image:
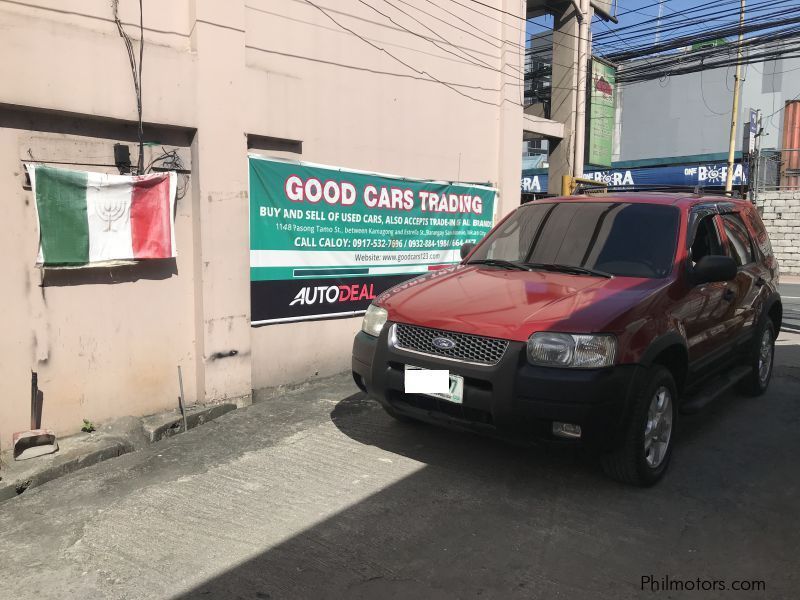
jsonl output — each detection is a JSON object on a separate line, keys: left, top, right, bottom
{"left": 352, "top": 194, "right": 782, "bottom": 485}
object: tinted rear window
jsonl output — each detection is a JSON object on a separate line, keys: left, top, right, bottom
{"left": 471, "top": 202, "right": 680, "bottom": 278}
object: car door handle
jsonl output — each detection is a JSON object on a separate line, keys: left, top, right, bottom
{"left": 723, "top": 288, "right": 735, "bottom": 302}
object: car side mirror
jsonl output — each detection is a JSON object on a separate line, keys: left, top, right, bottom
{"left": 460, "top": 242, "right": 476, "bottom": 260}
{"left": 692, "top": 255, "right": 737, "bottom": 284}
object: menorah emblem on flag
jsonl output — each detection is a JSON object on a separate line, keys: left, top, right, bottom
{"left": 28, "top": 165, "right": 177, "bottom": 266}
{"left": 96, "top": 190, "right": 129, "bottom": 232}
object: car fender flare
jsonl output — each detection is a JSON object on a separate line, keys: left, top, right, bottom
{"left": 756, "top": 291, "right": 782, "bottom": 334}
{"left": 639, "top": 331, "right": 689, "bottom": 368}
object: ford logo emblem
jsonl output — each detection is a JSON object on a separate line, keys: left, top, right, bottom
{"left": 432, "top": 336, "right": 456, "bottom": 350}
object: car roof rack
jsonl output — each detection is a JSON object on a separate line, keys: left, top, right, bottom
{"left": 581, "top": 184, "right": 744, "bottom": 198}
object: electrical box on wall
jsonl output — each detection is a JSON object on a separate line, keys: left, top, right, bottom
{"left": 114, "top": 143, "right": 131, "bottom": 174}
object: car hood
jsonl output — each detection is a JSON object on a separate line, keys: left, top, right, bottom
{"left": 377, "top": 264, "right": 669, "bottom": 342}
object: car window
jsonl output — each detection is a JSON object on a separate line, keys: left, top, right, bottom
{"left": 742, "top": 206, "right": 773, "bottom": 257}
{"left": 484, "top": 203, "right": 549, "bottom": 260}
{"left": 721, "top": 213, "right": 755, "bottom": 266}
{"left": 471, "top": 202, "right": 679, "bottom": 278}
{"left": 689, "top": 215, "right": 724, "bottom": 266}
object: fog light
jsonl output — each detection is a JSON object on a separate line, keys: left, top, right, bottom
{"left": 552, "top": 422, "right": 582, "bottom": 439}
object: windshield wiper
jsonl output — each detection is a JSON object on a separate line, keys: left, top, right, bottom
{"left": 468, "top": 259, "right": 532, "bottom": 271}
{"left": 525, "top": 263, "right": 613, "bottom": 278}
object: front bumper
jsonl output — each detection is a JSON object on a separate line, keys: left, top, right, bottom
{"left": 352, "top": 324, "right": 644, "bottom": 449}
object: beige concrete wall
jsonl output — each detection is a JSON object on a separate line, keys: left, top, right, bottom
{"left": 0, "top": 0, "right": 524, "bottom": 443}
{"left": 245, "top": 0, "right": 524, "bottom": 388}
{"left": 0, "top": 128, "right": 197, "bottom": 451}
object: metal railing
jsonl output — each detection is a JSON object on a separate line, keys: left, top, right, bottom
{"left": 752, "top": 149, "right": 800, "bottom": 195}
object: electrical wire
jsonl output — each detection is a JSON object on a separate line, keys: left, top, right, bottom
{"left": 303, "top": 0, "right": 520, "bottom": 107}
{"left": 596, "top": 0, "right": 799, "bottom": 56}
{"left": 594, "top": 0, "right": 792, "bottom": 58}
{"left": 700, "top": 63, "right": 731, "bottom": 116}
{"left": 358, "top": 0, "right": 525, "bottom": 78}
{"left": 112, "top": 0, "right": 145, "bottom": 174}
{"left": 146, "top": 147, "right": 189, "bottom": 200}
{"left": 594, "top": 0, "right": 744, "bottom": 41}
{"left": 616, "top": 35, "right": 800, "bottom": 83}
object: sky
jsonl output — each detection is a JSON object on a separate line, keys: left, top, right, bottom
{"left": 527, "top": 0, "right": 737, "bottom": 46}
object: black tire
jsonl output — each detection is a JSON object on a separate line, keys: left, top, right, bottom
{"left": 740, "top": 320, "right": 775, "bottom": 397}
{"left": 601, "top": 366, "right": 678, "bottom": 487}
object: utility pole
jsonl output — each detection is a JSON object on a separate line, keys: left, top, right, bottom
{"left": 751, "top": 108, "right": 763, "bottom": 201}
{"left": 573, "top": 0, "right": 591, "bottom": 178}
{"left": 725, "top": 0, "right": 746, "bottom": 194}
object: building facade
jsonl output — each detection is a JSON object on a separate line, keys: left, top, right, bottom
{"left": 614, "top": 43, "right": 800, "bottom": 162}
{"left": 0, "top": 0, "right": 527, "bottom": 448}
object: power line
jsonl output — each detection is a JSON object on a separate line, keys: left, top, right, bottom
{"left": 764, "top": 90, "right": 800, "bottom": 120}
{"left": 357, "top": 0, "right": 525, "bottom": 78}
{"left": 596, "top": 0, "right": 788, "bottom": 51}
{"left": 615, "top": 29, "right": 800, "bottom": 83}
{"left": 112, "top": 0, "right": 145, "bottom": 174}
{"left": 303, "top": 0, "right": 519, "bottom": 107}
{"left": 596, "top": 0, "right": 800, "bottom": 49}
{"left": 605, "top": 11, "right": 800, "bottom": 62}
{"left": 700, "top": 64, "right": 731, "bottom": 115}
{"left": 595, "top": 0, "right": 744, "bottom": 40}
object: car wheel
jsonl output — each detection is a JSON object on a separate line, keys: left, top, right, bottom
{"left": 740, "top": 320, "right": 775, "bottom": 396}
{"left": 601, "top": 366, "right": 677, "bottom": 487}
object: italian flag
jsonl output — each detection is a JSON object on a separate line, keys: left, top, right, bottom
{"left": 29, "top": 165, "right": 177, "bottom": 267}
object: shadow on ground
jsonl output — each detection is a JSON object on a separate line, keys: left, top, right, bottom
{"left": 176, "top": 344, "right": 800, "bottom": 599}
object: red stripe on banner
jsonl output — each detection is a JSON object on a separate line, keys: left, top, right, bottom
{"left": 427, "top": 264, "right": 450, "bottom": 271}
{"left": 130, "top": 174, "right": 172, "bottom": 259}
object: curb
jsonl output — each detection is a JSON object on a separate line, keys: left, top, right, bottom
{"left": 0, "top": 402, "right": 236, "bottom": 504}
{"left": 141, "top": 403, "right": 237, "bottom": 443}
{"left": 0, "top": 438, "right": 133, "bottom": 503}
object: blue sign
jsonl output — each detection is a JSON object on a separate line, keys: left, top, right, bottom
{"left": 521, "top": 162, "right": 747, "bottom": 194}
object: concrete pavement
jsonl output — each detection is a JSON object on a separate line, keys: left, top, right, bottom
{"left": 0, "top": 309, "right": 799, "bottom": 598}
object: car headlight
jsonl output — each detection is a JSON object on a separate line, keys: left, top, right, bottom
{"left": 361, "top": 304, "right": 388, "bottom": 337}
{"left": 527, "top": 332, "right": 616, "bottom": 368}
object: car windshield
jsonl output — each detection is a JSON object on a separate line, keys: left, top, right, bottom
{"left": 468, "top": 201, "right": 679, "bottom": 278}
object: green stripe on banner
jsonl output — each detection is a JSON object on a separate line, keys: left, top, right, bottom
{"left": 36, "top": 166, "right": 90, "bottom": 265}
{"left": 293, "top": 267, "right": 370, "bottom": 277}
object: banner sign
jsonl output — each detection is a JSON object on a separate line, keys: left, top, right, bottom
{"left": 521, "top": 161, "right": 748, "bottom": 194}
{"left": 588, "top": 59, "right": 616, "bottom": 167}
{"left": 249, "top": 156, "right": 497, "bottom": 324}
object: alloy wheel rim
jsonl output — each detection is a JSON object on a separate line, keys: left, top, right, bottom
{"left": 644, "top": 386, "right": 673, "bottom": 468}
{"left": 758, "top": 329, "right": 773, "bottom": 385}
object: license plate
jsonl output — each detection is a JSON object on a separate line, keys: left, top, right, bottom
{"left": 404, "top": 365, "right": 464, "bottom": 404}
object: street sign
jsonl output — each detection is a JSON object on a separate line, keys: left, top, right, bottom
{"left": 743, "top": 108, "right": 757, "bottom": 155}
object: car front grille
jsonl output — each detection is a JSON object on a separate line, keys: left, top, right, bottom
{"left": 392, "top": 323, "right": 509, "bottom": 365}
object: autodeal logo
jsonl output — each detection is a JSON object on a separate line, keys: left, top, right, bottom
{"left": 289, "top": 283, "right": 376, "bottom": 306}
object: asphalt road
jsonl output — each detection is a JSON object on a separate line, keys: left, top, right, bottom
{"left": 1, "top": 290, "right": 799, "bottom": 599}
{"left": 780, "top": 282, "right": 800, "bottom": 335}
